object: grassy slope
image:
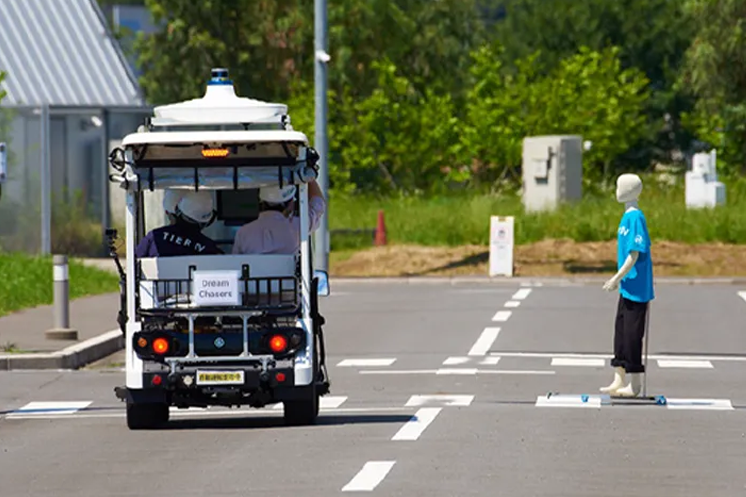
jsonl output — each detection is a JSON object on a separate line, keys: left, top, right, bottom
{"left": 0, "top": 253, "right": 119, "bottom": 317}
{"left": 328, "top": 175, "right": 746, "bottom": 250}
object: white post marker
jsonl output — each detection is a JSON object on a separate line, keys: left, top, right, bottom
{"left": 489, "top": 216, "right": 514, "bottom": 277}
{"left": 45, "top": 254, "right": 78, "bottom": 340}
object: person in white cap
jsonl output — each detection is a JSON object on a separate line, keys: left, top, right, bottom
{"left": 136, "top": 190, "right": 222, "bottom": 257}
{"left": 163, "top": 189, "right": 183, "bottom": 224}
{"left": 232, "top": 179, "right": 326, "bottom": 254}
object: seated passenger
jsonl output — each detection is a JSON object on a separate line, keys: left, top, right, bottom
{"left": 162, "top": 189, "right": 183, "bottom": 225}
{"left": 232, "top": 179, "right": 326, "bottom": 254}
{"left": 136, "top": 190, "right": 222, "bottom": 257}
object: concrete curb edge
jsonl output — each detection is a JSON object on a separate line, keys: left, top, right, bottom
{"left": 0, "top": 330, "right": 124, "bottom": 371}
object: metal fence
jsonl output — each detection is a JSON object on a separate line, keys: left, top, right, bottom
{"left": 0, "top": 105, "right": 150, "bottom": 256}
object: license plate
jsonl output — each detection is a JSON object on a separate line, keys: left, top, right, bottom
{"left": 196, "top": 370, "right": 245, "bottom": 385}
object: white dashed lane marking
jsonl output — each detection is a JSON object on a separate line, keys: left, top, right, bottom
{"left": 342, "top": 461, "right": 396, "bottom": 492}
{"left": 391, "top": 407, "right": 442, "bottom": 441}
{"left": 468, "top": 327, "right": 501, "bottom": 356}
{"left": 511, "top": 288, "right": 532, "bottom": 300}
{"left": 492, "top": 310, "right": 512, "bottom": 322}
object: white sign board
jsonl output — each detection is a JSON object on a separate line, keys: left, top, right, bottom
{"left": 489, "top": 216, "right": 514, "bottom": 277}
{"left": 192, "top": 270, "right": 241, "bottom": 306}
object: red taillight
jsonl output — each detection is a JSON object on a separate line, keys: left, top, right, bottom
{"left": 152, "top": 375, "right": 163, "bottom": 386}
{"left": 275, "top": 372, "right": 286, "bottom": 382}
{"left": 152, "top": 338, "right": 169, "bottom": 355}
{"left": 269, "top": 335, "right": 287, "bottom": 353}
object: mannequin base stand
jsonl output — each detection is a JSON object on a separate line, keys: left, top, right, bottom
{"left": 544, "top": 392, "right": 667, "bottom": 406}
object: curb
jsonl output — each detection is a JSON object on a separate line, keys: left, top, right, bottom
{"left": 0, "top": 330, "right": 123, "bottom": 371}
{"left": 328, "top": 276, "right": 746, "bottom": 286}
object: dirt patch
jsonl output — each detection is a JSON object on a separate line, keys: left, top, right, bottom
{"left": 330, "top": 240, "right": 746, "bottom": 277}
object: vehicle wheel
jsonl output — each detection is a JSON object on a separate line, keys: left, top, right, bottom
{"left": 126, "top": 402, "right": 169, "bottom": 430}
{"left": 283, "top": 387, "right": 319, "bottom": 426}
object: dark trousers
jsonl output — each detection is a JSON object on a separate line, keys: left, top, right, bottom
{"left": 611, "top": 295, "right": 649, "bottom": 373}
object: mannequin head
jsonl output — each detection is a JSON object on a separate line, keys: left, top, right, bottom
{"left": 616, "top": 174, "right": 642, "bottom": 203}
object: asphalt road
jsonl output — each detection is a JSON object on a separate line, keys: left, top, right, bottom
{"left": 1, "top": 281, "right": 745, "bottom": 496}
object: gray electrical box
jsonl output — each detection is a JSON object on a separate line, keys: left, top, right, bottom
{"left": 521, "top": 135, "right": 583, "bottom": 212}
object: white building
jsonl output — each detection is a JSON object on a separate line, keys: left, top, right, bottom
{"left": 0, "top": 0, "right": 151, "bottom": 254}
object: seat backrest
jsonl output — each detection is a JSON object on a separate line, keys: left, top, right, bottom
{"left": 137, "top": 254, "right": 299, "bottom": 310}
{"left": 138, "top": 254, "right": 297, "bottom": 280}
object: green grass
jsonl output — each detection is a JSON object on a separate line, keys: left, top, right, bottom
{"left": 329, "top": 173, "right": 746, "bottom": 249}
{"left": 0, "top": 253, "right": 119, "bottom": 318}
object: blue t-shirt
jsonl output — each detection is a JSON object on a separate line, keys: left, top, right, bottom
{"left": 617, "top": 208, "right": 654, "bottom": 303}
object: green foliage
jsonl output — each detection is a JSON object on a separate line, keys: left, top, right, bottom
{"left": 0, "top": 71, "right": 6, "bottom": 103}
{"left": 127, "top": 0, "right": 746, "bottom": 203}
{"left": 52, "top": 191, "right": 106, "bottom": 257}
{"left": 678, "top": 0, "right": 746, "bottom": 175}
{"left": 460, "top": 45, "right": 650, "bottom": 188}
{"left": 490, "top": 0, "right": 696, "bottom": 164}
{"left": 0, "top": 253, "right": 118, "bottom": 318}
{"left": 135, "top": 0, "right": 311, "bottom": 104}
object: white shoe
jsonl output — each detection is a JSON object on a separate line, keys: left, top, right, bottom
{"left": 614, "top": 373, "right": 642, "bottom": 397}
{"left": 600, "top": 367, "right": 626, "bottom": 394}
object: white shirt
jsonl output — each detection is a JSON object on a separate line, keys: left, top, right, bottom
{"left": 232, "top": 196, "right": 326, "bottom": 254}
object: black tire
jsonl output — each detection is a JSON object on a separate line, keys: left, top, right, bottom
{"left": 126, "top": 402, "right": 169, "bottom": 430}
{"left": 283, "top": 385, "right": 319, "bottom": 426}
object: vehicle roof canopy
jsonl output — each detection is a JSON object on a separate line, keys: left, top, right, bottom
{"left": 109, "top": 69, "right": 318, "bottom": 192}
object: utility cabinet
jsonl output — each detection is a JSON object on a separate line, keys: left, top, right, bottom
{"left": 521, "top": 135, "right": 583, "bottom": 212}
{"left": 685, "top": 149, "right": 725, "bottom": 209}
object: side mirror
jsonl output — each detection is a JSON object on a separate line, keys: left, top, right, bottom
{"left": 314, "top": 270, "right": 330, "bottom": 297}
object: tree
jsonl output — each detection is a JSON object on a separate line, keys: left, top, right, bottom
{"left": 488, "top": 0, "right": 695, "bottom": 165}
{"left": 134, "top": 0, "right": 312, "bottom": 104}
{"left": 678, "top": 0, "right": 746, "bottom": 175}
{"left": 133, "top": 0, "right": 488, "bottom": 107}
{"left": 460, "top": 45, "right": 650, "bottom": 189}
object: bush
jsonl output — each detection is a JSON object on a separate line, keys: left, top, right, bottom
{"left": 0, "top": 252, "right": 118, "bottom": 317}
{"left": 52, "top": 190, "right": 105, "bottom": 257}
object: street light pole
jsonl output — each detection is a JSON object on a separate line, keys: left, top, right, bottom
{"left": 313, "top": 0, "right": 330, "bottom": 272}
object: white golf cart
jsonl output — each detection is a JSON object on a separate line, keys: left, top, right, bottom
{"left": 107, "top": 68, "right": 331, "bottom": 430}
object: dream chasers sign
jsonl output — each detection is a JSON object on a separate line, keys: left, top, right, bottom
{"left": 192, "top": 270, "right": 241, "bottom": 306}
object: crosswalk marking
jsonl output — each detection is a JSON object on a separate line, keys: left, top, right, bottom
{"left": 405, "top": 394, "right": 474, "bottom": 407}
{"left": 552, "top": 358, "right": 605, "bottom": 367}
{"left": 8, "top": 401, "right": 92, "bottom": 416}
{"left": 337, "top": 358, "right": 396, "bottom": 367}
{"left": 443, "top": 356, "right": 470, "bottom": 365}
{"left": 657, "top": 359, "right": 713, "bottom": 369}
{"left": 271, "top": 395, "right": 348, "bottom": 410}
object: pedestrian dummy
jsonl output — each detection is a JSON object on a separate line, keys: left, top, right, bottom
{"left": 232, "top": 179, "right": 326, "bottom": 254}
{"left": 135, "top": 190, "right": 222, "bottom": 257}
{"left": 600, "top": 173, "right": 655, "bottom": 397}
